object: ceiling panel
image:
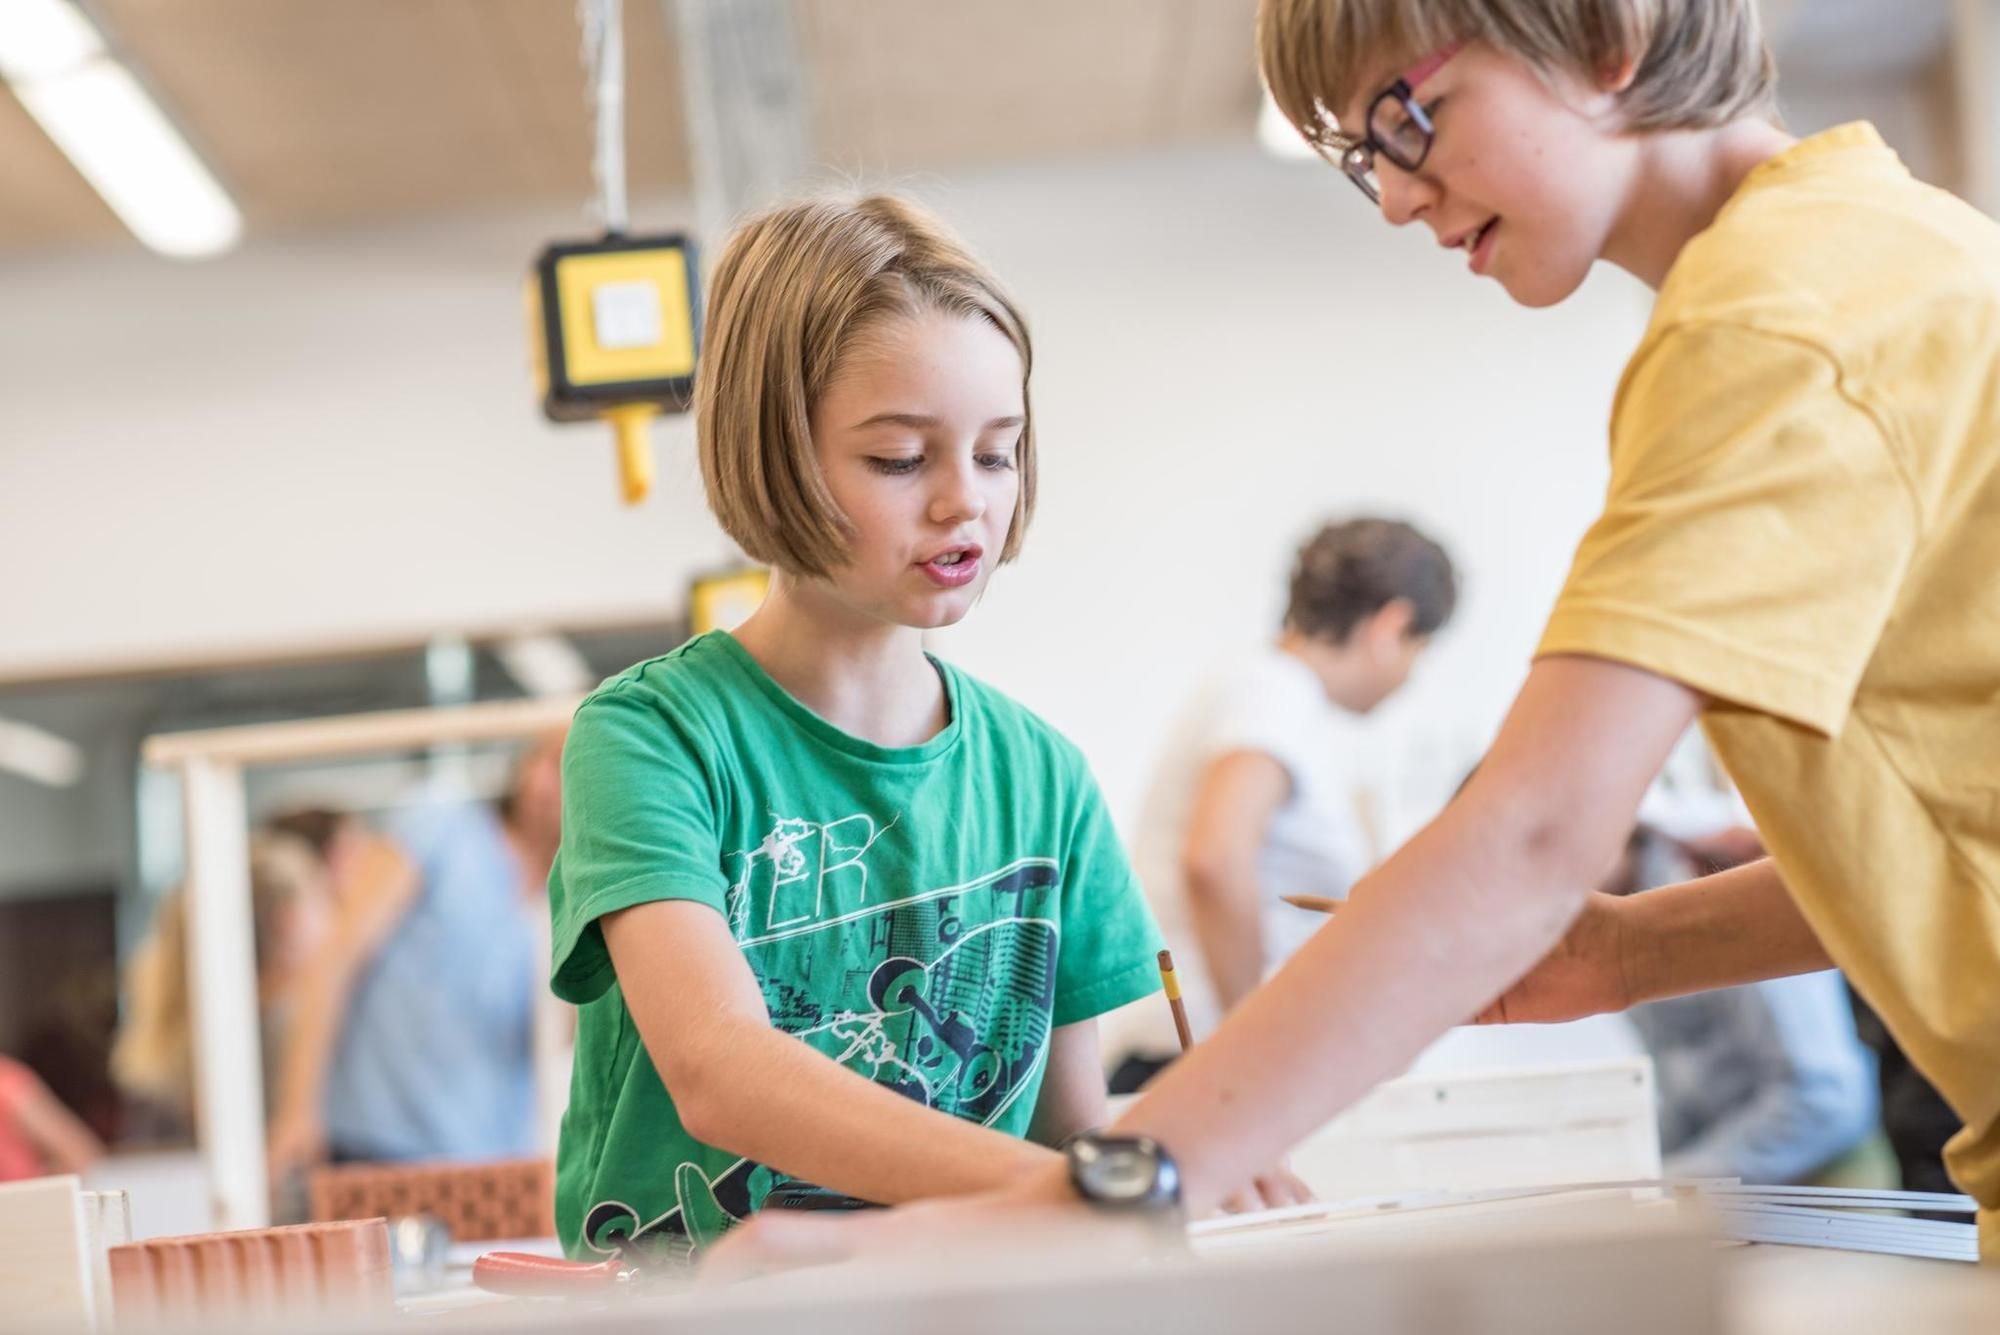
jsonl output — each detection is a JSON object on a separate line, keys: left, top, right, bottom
{"left": 0, "top": 84, "right": 129, "bottom": 249}
{"left": 2, "top": 1, "right": 1260, "bottom": 256}
{"left": 93, "top": 0, "right": 689, "bottom": 231}
{"left": 805, "top": 0, "right": 1258, "bottom": 172}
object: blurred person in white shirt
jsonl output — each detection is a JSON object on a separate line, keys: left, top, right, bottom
{"left": 1110, "top": 518, "right": 1456, "bottom": 1090}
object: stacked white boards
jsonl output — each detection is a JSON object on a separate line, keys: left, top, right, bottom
{"left": 1194, "top": 1179, "right": 1982, "bottom": 1264}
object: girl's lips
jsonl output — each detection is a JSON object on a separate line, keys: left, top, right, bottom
{"left": 918, "top": 552, "right": 981, "bottom": 588}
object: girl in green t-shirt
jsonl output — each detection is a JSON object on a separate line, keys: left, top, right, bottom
{"left": 548, "top": 195, "right": 1277, "bottom": 1265}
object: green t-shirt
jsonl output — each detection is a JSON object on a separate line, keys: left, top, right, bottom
{"left": 549, "top": 631, "right": 1162, "bottom": 1263}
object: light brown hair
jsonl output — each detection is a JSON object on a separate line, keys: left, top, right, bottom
{"left": 696, "top": 194, "right": 1036, "bottom": 579}
{"left": 1259, "top": 0, "right": 1777, "bottom": 156}
{"left": 110, "top": 833, "right": 326, "bottom": 1119}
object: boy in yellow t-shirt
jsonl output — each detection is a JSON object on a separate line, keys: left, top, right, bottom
{"left": 702, "top": 0, "right": 2000, "bottom": 1274}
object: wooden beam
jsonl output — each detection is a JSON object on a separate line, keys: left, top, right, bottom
{"left": 144, "top": 695, "right": 582, "bottom": 768}
{"left": 181, "top": 758, "right": 269, "bottom": 1232}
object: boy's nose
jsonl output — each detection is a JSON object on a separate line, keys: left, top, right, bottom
{"left": 1376, "top": 161, "right": 1437, "bottom": 227}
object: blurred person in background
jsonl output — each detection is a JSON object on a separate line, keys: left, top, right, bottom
{"left": 1110, "top": 518, "right": 1456, "bottom": 1091}
{"left": 264, "top": 733, "right": 564, "bottom": 1175}
{"left": 111, "top": 832, "right": 335, "bottom": 1139}
{"left": 0, "top": 1052, "right": 103, "bottom": 1182}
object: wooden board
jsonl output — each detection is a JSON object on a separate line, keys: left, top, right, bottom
{"left": 0, "top": 1174, "right": 97, "bottom": 1330}
{"left": 1286, "top": 1057, "right": 1661, "bottom": 1199}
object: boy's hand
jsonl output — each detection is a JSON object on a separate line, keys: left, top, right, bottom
{"left": 1473, "top": 891, "right": 1631, "bottom": 1024}
{"left": 1284, "top": 891, "right": 1632, "bottom": 1026}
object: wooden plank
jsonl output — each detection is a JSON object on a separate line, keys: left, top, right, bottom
{"left": 145, "top": 694, "right": 582, "bottom": 767}
{"left": 0, "top": 1175, "right": 97, "bottom": 1329}
{"left": 80, "top": 1190, "right": 131, "bottom": 1325}
{"left": 1285, "top": 1058, "right": 1661, "bottom": 1200}
{"left": 182, "top": 757, "right": 268, "bottom": 1232}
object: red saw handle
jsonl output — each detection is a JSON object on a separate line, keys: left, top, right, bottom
{"left": 473, "top": 1251, "right": 626, "bottom": 1296}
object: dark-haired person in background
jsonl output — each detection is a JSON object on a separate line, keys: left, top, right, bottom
{"left": 1111, "top": 519, "right": 1456, "bottom": 1088}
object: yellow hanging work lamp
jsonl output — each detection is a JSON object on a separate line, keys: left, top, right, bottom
{"left": 528, "top": 0, "right": 698, "bottom": 505}
{"left": 527, "top": 233, "right": 700, "bottom": 503}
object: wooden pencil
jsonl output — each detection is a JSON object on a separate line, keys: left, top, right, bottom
{"left": 1156, "top": 948, "right": 1196, "bottom": 1052}
{"left": 1281, "top": 893, "right": 1342, "bottom": 915}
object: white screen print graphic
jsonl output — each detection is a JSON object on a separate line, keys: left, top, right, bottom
{"left": 579, "top": 812, "right": 1066, "bottom": 1262}
{"left": 726, "top": 811, "right": 899, "bottom": 936}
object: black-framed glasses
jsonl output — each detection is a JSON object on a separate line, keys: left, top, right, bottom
{"left": 1314, "top": 43, "right": 1461, "bottom": 205}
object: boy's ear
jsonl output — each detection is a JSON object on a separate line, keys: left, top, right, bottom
{"left": 1599, "top": 53, "right": 1640, "bottom": 95}
{"left": 1370, "top": 597, "right": 1417, "bottom": 644}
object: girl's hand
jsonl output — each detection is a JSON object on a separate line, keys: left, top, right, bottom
{"left": 697, "top": 1164, "right": 1157, "bottom": 1287}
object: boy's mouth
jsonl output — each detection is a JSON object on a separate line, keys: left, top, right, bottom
{"left": 1465, "top": 218, "right": 1499, "bottom": 272}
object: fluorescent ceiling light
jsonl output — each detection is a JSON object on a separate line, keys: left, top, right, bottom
{"left": 1, "top": 0, "right": 242, "bottom": 258}
{"left": 0, "top": 715, "right": 86, "bottom": 788}
{"left": 1257, "top": 90, "right": 1319, "bottom": 162}
{"left": 0, "top": 0, "right": 101, "bottom": 81}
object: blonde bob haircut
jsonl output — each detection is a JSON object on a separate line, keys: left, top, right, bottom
{"left": 1259, "top": 0, "right": 1777, "bottom": 155}
{"left": 696, "top": 194, "right": 1036, "bottom": 579}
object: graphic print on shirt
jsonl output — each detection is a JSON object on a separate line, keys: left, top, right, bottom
{"left": 582, "top": 809, "right": 1061, "bottom": 1263}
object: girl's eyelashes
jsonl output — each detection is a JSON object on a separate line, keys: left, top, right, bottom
{"left": 864, "top": 451, "right": 1017, "bottom": 475}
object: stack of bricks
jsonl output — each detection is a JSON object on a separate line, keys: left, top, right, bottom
{"left": 309, "top": 1157, "right": 554, "bottom": 1242}
{"left": 106, "top": 1217, "right": 393, "bottom": 1327}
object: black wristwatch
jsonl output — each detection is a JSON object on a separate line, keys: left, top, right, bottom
{"left": 1062, "top": 1132, "right": 1183, "bottom": 1213}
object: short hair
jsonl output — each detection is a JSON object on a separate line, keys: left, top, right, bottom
{"left": 1286, "top": 517, "right": 1457, "bottom": 643}
{"left": 262, "top": 806, "right": 350, "bottom": 861}
{"left": 696, "top": 194, "right": 1036, "bottom": 579}
{"left": 1258, "top": 0, "right": 1777, "bottom": 155}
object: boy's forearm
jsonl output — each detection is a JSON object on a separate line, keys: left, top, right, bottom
{"left": 676, "top": 1017, "right": 1057, "bottom": 1204}
{"left": 1621, "top": 858, "right": 1833, "bottom": 1002}
{"left": 1110, "top": 655, "right": 1701, "bottom": 1213}
{"left": 1114, "top": 804, "right": 1595, "bottom": 1212}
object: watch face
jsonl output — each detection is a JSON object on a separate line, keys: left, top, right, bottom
{"left": 1070, "top": 1135, "right": 1181, "bottom": 1209}
{"left": 1083, "top": 1144, "right": 1159, "bottom": 1202}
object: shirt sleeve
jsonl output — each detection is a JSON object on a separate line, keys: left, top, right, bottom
{"left": 1538, "top": 322, "right": 1918, "bottom": 736}
{"left": 1050, "top": 745, "right": 1165, "bottom": 1027}
{"left": 1203, "top": 663, "right": 1322, "bottom": 790}
{"left": 548, "top": 686, "right": 732, "bottom": 1005}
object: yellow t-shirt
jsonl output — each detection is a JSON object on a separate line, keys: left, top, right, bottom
{"left": 1539, "top": 123, "right": 2000, "bottom": 1260}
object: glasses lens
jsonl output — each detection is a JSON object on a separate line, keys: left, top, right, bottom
{"left": 1368, "top": 89, "right": 1432, "bottom": 172}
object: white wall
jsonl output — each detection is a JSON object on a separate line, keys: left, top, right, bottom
{"left": 916, "top": 149, "right": 1640, "bottom": 832}
{"left": 0, "top": 206, "right": 735, "bottom": 681}
{"left": 3, "top": 143, "right": 1645, "bottom": 833}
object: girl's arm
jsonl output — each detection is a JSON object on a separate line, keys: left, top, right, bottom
{"left": 1026, "top": 1020, "right": 1108, "bottom": 1148}
{"left": 604, "top": 900, "right": 1055, "bottom": 1203}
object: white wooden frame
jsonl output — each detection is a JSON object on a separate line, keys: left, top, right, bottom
{"left": 142, "top": 696, "right": 582, "bottom": 1231}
